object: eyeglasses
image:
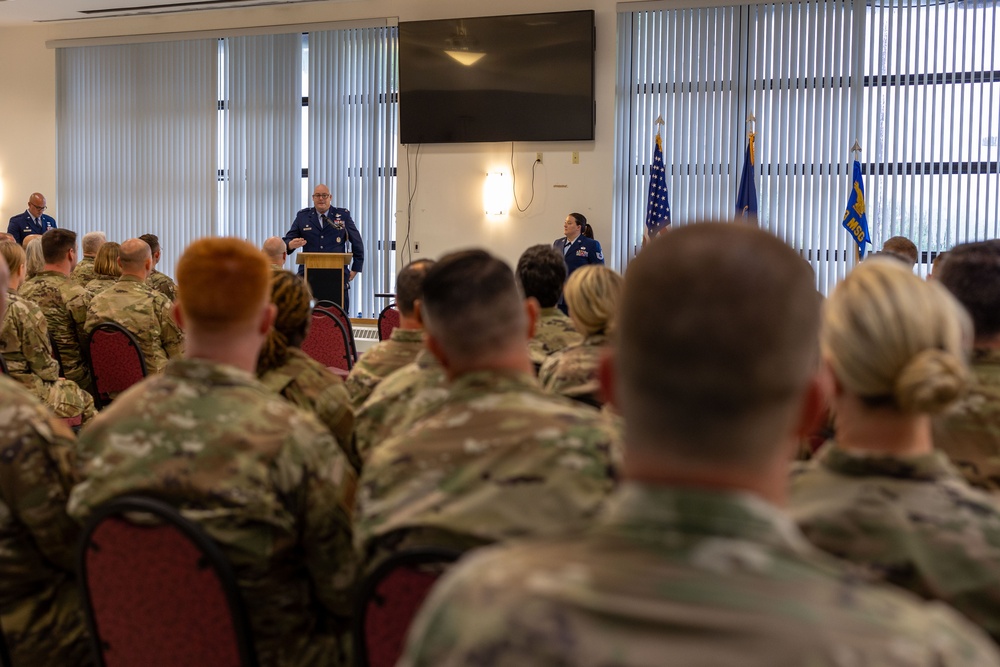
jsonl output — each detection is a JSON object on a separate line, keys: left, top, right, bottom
{"left": 29, "top": 203, "right": 47, "bottom": 211}
{"left": 312, "top": 193, "right": 331, "bottom": 199}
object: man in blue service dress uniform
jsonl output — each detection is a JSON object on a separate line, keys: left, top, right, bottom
{"left": 552, "top": 212, "right": 603, "bottom": 313}
{"left": 283, "top": 183, "right": 365, "bottom": 314}
{"left": 7, "top": 193, "right": 57, "bottom": 245}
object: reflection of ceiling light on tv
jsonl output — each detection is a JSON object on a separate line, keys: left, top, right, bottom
{"left": 445, "top": 20, "right": 485, "bottom": 66}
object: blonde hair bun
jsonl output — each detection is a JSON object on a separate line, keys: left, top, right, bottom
{"left": 894, "top": 348, "right": 967, "bottom": 414}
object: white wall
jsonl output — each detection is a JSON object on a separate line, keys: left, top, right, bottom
{"left": 0, "top": 0, "right": 618, "bottom": 270}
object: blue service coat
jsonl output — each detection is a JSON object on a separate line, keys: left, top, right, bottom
{"left": 552, "top": 235, "right": 605, "bottom": 275}
{"left": 7, "top": 211, "right": 57, "bottom": 245}
{"left": 283, "top": 206, "right": 365, "bottom": 276}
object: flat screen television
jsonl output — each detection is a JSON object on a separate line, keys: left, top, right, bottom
{"left": 398, "top": 10, "right": 595, "bottom": 144}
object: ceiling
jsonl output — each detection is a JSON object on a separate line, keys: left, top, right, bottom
{"left": 0, "top": 0, "right": 326, "bottom": 26}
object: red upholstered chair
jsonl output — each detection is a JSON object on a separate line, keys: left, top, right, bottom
{"left": 77, "top": 495, "right": 258, "bottom": 667}
{"left": 377, "top": 303, "right": 401, "bottom": 342}
{"left": 314, "top": 300, "right": 358, "bottom": 361}
{"left": 87, "top": 322, "right": 147, "bottom": 409}
{"left": 353, "top": 548, "right": 461, "bottom": 667}
{"left": 302, "top": 309, "right": 353, "bottom": 375}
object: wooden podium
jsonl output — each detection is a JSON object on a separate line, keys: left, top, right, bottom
{"left": 297, "top": 252, "right": 352, "bottom": 307}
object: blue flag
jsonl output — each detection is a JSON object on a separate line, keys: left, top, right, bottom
{"left": 735, "top": 132, "right": 758, "bottom": 217}
{"left": 644, "top": 133, "right": 671, "bottom": 236}
{"left": 842, "top": 160, "right": 871, "bottom": 258}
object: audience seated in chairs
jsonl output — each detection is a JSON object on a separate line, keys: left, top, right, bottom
{"left": 68, "top": 237, "right": 358, "bottom": 667}
{"left": 82, "top": 241, "right": 122, "bottom": 299}
{"left": 87, "top": 321, "right": 148, "bottom": 409}
{"left": 256, "top": 270, "right": 357, "bottom": 470}
{"left": 539, "top": 264, "right": 623, "bottom": 406}
{"left": 345, "top": 259, "right": 435, "bottom": 409}
{"left": 70, "top": 230, "right": 106, "bottom": 287}
{"left": 516, "top": 244, "right": 582, "bottom": 371}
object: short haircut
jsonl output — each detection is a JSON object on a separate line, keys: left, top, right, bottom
{"left": 24, "top": 239, "right": 44, "bottom": 278}
{"left": 937, "top": 240, "right": 1000, "bottom": 340}
{"left": 824, "top": 258, "right": 969, "bottom": 414}
{"left": 0, "top": 232, "right": 13, "bottom": 243}
{"left": 176, "top": 237, "right": 270, "bottom": 332}
{"left": 882, "top": 235, "right": 918, "bottom": 266}
{"left": 139, "top": 234, "right": 160, "bottom": 255}
{"left": 81, "top": 231, "right": 106, "bottom": 255}
{"left": 261, "top": 237, "right": 287, "bottom": 262}
{"left": 617, "top": 222, "right": 822, "bottom": 466}
{"left": 0, "top": 240, "right": 26, "bottom": 276}
{"left": 395, "top": 259, "right": 435, "bottom": 316}
{"left": 516, "top": 245, "right": 567, "bottom": 308}
{"left": 93, "top": 242, "right": 123, "bottom": 278}
{"left": 568, "top": 212, "right": 586, "bottom": 228}
{"left": 421, "top": 249, "right": 525, "bottom": 363}
{"left": 40, "top": 228, "right": 77, "bottom": 264}
{"left": 257, "top": 270, "right": 313, "bottom": 374}
{"left": 119, "top": 238, "right": 152, "bottom": 271}
{"left": 564, "top": 265, "right": 624, "bottom": 337}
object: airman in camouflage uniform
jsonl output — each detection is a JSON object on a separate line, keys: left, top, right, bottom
{"left": 529, "top": 306, "right": 582, "bottom": 367}
{"left": 84, "top": 274, "right": 117, "bottom": 298}
{"left": 538, "top": 332, "right": 608, "bottom": 402}
{"left": 69, "top": 237, "right": 358, "bottom": 667}
{"left": 147, "top": 268, "right": 177, "bottom": 302}
{"left": 790, "top": 443, "right": 1000, "bottom": 641}
{"left": 85, "top": 274, "right": 183, "bottom": 374}
{"left": 345, "top": 327, "right": 424, "bottom": 408}
{"left": 1, "top": 291, "right": 96, "bottom": 423}
{"left": 69, "top": 254, "right": 96, "bottom": 286}
{"left": 20, "top": 270, "right": 91, "bottom": 392}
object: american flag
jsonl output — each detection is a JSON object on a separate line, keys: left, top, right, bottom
{"left": 644, "top": 133, "right": 671, "bottom": 236}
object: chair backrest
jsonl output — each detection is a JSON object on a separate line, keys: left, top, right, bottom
{"left": 314, "top": 300, "right": 358, "bottom": 361}
{"left": 377, "top": 303, "right": 401, "bottom": 342}
{"left": 352, "top": 548, "right": 461, "bottom": 667}
{"left": 88, "top": 322, "right": 147, "bottom": 409}
{"left": 0, "top": 353, "right": 7, "bottom": 375}
{"left": 77, "top": 495, "right": 258, "bottom": 667}
{"left": 302, "top": 309, "right": 353, "bottom": 373}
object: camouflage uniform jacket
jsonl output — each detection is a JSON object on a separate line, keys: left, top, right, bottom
{"left": 538, "top": 332, "right": 608, "bottom": 400}
{"left": 69, "top": 256, "right": 96, "bottom": 287}
{"left": 19, "top": 270, "right": 92, "bottom": 392}
{"left": 529, "top": 307, "right": 582, "bottom": 367}
{"left": 0, "top": 376, "right": 89, "bottom": 666}
{"left": 352, "top": 348, "right": 448, "bottom": 465}
{"left": 355, "top": 369, "right": 617, "bottom": 566}
{"left": 69, "top": 358, "right": 358, "bottom": 667}
{"left": 345, "top": 327, "right": 424, "bottom": 409}
{"left": 789, "top": 443, "right": 1000, "bottom": 641}
{"left": 84, "top": 274, "right": 184, "bottom": 374}
{"left": 259, "top": 347, "right": 358, "bottom": 471}
{"left": 400, "top": 482, "right": 1000, "bottom": 667}
{"left": 0, "top": 292, "right": 96, "bottom": 423}
{"left": 933, "top": 347, "right": 1000, "bottom": 490}
{"left": 84, "top": 274, "right": 117, "bottom": 299}
{"left": 147, "top": 268, "right": 177, "bottom": 302}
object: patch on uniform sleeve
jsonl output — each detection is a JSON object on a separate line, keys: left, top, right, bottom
{"left": 596, "top": 251, "right": 604, "bottom": 261}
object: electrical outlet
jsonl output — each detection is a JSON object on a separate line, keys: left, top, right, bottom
{"left": 536, "top": 152, "right": 543, "bottom": 163}
{"left": 414, "top": 241, "right": 421, "bottom": 253}
{"left": 572, "top": 151, "right": 580, "bottom": 164}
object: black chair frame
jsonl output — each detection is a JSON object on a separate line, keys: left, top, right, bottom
{"left": 77, "top": 495, "right": 259, "bottom": 667}
{"left": 87, "top": 322, "right": 148, "bottom": 408}
{"left": 0, "top": 353, "right": 7, "bottom": 375}
{"left": 351, "top": 547, "right": 461, "bottom": 667}
{"left": 376, "top": 303, "right": 399, "bottom": 342}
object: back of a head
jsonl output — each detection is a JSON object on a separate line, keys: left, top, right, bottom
{"left": 617, "top": 222, "right": 822, "bottom": 466}
{"left": 139, "top": 233, "right": 160, "bottom": 255}
{"left": 93, "top": 242, "right": 123, "bottom": 278}
{"left": 395, "top": 259, "right": 435, "bottom": 316}
{"left": 82, "top": 231, "right": 106, "bottom": 256}
{"left": 261, "top": 236, "right": 286, "bottom": 263}
{"left": 882, "top": 235, "right": 918, "bottom": 266}
{"left": 24, "top": 238, "right": 44, "bottom": 278}
{"left": 177, "top": 237, "right": 270, "bottom": 333}
{"left": 118, "top": 238, "right": 152, "bottom": 274}
{"left": 257, "top": 270, "right": 313, "bottom": 374}
{"left": 936, "top": 240, "right": 1000, "bottom": 343}
{"left": 0, "top": 241, "right": 26, "bottom": 278}
{"left": 41, "top": 228, "right": 77, "bottom": 264}
{"left": 517, "top": 245, "right": 566, "bottom": 309}
{"left": 824, "top": 257, "right": 970, "bottom": 414}
{"left": 564, "top": 265, "right": 623, "bottom": 336}
{"left": 421, "top": 249, "right": 526, "bottom": 363}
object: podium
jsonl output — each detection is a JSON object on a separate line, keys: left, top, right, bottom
{"left": 297, "top": 252, "right": 352, "bottom": 307}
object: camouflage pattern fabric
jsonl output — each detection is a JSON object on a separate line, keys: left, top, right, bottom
{"left": 83, "top": 275, "right": 117, "bottom": 299}
{"left": 933, "top": 347, "right": 1000, "bottom": 490}
{"left": 352, "top": 349, "right": 448, "bottom": 465}
{"left": 69, "top": 256, "right": 96, "bottom": 287}
{"left": 19, "top": 270, "right": 92, "bottom": 393}
{"left": 355, "top": 369, "right": 617, "bottom": 570}
{"left": 789, "top": 443, "right": 1000, "bottom": 641}
{"left": 69, "top": 358, "right": 358, "bottom": 667}
{"left": 0, "top": 375, "right": 90, "bottom": 666}
{"left": 529, "top": 307, "right": 583, "bottom": 368}
{"left": 0, "top": 292, "right": 96, "bottom": 423}
{"left": 400, "top": 483, "right": 1000, "bottom": 667}
{"left": 84, "top": 274, "right": 184, "bottom": 375}
{"left": 538, "top": 333, "right": 608, "bottom": 401}
{"left": 147, "top": 268, "right": 177, "bottom": 302}
{"left": 344, "top": 327, "right": 424, "bottom": 409}
{"left": 259, "top": 346, "right": 358, "bottom": 471}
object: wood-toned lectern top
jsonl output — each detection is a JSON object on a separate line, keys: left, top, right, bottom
{"left": 296, "top": 252, "right": 353, "bottom": 269}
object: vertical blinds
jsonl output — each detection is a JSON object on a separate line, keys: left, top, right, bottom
{"left": 615, "top": 0, "right": 999, "bottom": 291}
